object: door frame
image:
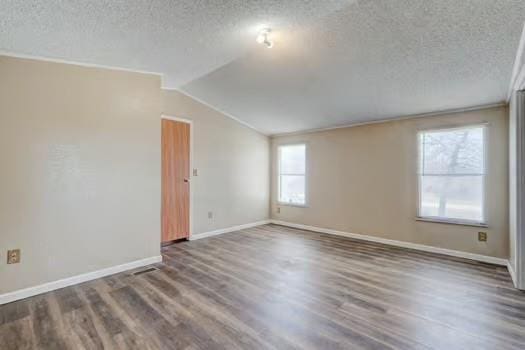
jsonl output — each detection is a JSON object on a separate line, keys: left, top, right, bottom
{"left": 161, "top": 114, "right": 193, "bottom": 239}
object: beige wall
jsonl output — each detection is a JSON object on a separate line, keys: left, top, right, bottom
{"left": 0, "top": 56, "right": 162, "bottom": 294}
{"left": 163, "top": 90, "right": 270, "bottom": 235}
{"left": 0, "top": 54, "right": 508, "bottom": 297}
{"left": 271, "top": 106, "right": 509, "bottom": 258}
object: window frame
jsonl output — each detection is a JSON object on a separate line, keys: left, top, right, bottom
{"left": 416, "top": 124, "right": 488, "bottom": 227}
{"left": 277, "top": 142, "right": 308, "bottom": 207}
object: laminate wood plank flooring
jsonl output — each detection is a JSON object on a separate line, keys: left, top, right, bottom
{"left": 1, "top": 224, "right": 525, "bottom": 349}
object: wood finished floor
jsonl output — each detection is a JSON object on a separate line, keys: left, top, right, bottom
{"left": 1, "top": 224, "right": 525, "bottom": 349}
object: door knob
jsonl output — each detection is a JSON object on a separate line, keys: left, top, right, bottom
{"left": 184, "top": 179, "right": 189, "bottom": 183}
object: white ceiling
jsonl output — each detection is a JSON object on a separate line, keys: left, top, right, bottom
{"left": 1, "top": 1, "right": 524, "bottom": 135}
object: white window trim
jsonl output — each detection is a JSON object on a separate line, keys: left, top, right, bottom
{"left": 277, "top": 142, "right": 308, "bottom": 207}
{"left": 416, "top": 124, "right": 488, "bottom": 227}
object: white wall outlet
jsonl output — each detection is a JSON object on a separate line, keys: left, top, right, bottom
{"left": 7, "top": 249, "right": 21, "bottom": 264}
{"left": 208, "top": 211, "right": 213, "bottom": 219}
{"left": 193, "top": 169, "right": 198, "bottom": 176}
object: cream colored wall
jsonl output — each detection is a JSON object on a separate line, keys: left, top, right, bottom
{"left": 271, "top": 106, "right": 509, "bottom": 258}
{"left": 0, "top": 56, "right": 162, "bottom": 294}
{"left": 0, "top": 54, "right": 507, "bottom": 297}
{"left": 163, "top": 90, "right": 270, "bottom": 235}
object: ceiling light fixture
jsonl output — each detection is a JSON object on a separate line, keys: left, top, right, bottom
{"left": 256, "top": 28, "right": 273, "bottom": 48}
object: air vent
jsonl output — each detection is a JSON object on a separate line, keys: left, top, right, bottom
{"left": 132, "top": 267, "right": 158, "bottom": 276}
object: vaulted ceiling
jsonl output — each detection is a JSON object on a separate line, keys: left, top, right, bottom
{"left": 1, "top": 1, "right": 524, "bottom": 134}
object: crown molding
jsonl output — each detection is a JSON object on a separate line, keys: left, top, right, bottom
{"left": 0, "top": 50, "right": 163, "bottom": 77}
{"left": 508, "top": 22, "right": 525, "bottom": 100}
{"left": 271, "top": 102, "right": 507, "bottom": 138}
{"left": 163, "top": 87, "right": 268, "bottom": 136}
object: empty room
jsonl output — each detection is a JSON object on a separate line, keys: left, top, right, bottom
{"left": 2, "top": 1, "right": 525, "bottom": 349}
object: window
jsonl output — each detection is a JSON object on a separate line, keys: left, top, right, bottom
{"left": 278, "top": 144, "right": 306, "bottom": 206}
{"left": 418, "top": 125, "right": 486, "bottom": 225}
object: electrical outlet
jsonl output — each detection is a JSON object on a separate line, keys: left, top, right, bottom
{"left": 208, "top": 211, "right": 213, "bottom": 219}
{"left": 7, "top": 249, "right": 20, "bottom": 264}
{"left": 478, "top": 232, "right": 487, "bottom": 242}
{"left": 193, "top": 168, "right": 198, "bottom": 176}
{"left": 276, "top": 207, "right": 281, "bottom": 214}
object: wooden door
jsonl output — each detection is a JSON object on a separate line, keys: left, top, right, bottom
{"left": 162, "top": 119, "right": 190, "bottom": 242}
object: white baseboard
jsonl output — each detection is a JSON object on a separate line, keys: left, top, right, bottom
{"left": 0, "top": 255, "right": 162, "bottom": 305}
{"left": 506, "top": 260, "right": 525, "bottom": 290}
{"left": 507, "top": 260, "right": 518, "bottom": 286}
{"left": 271, "top": 220, "right": 508, "bottom": 266}
{"left": 189, "top": 220, "right": 271, "bottom": 241}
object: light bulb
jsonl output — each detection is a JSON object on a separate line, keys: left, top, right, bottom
{"left": 256, "top": 33, "right": 266, "bottom": 44}
{"left": 256, "top": 28, "right": 273, "bottom": 48}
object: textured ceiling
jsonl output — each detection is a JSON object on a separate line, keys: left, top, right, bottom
{"left": 0, "top": 0, "right": 350, "bottom": 86}
{"left": 1, "top": 1, "right": 525, "bottom": 135}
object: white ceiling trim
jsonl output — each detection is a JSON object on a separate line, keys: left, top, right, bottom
{"left": 166, "top": 88, "right": 267, "bottom": 136}
{"left": 0, "top": 50, "right": 510, "bottom": 138}
{"left": 0, "top": 51, "right": 164, "bottom": 77}
{"left": 508, "top": 23, "right": 525, "bottom": 99}
{"left": 0, "top": 49, "right": 263, "bottom": 135}
{"left": 1, "top": 0, "right": 523, "bottom": 134}
{"left": 516, "top": 67, "right": 525, "bottom": 92}
{"left": 271, "top": 102, "right": 507, "bottom": 138}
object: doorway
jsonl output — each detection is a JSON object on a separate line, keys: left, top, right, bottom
{"left": 161, "top": 116, "right": 191, "bottom": 243}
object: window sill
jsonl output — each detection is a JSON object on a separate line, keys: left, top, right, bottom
{"left": 416, "top": 217, "right": 488, "bottom": 228}
{"left": 277, "top": 202, "right": 308, "bottom": 208}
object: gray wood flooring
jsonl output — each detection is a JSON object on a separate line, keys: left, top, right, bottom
{"left": 1, "top": 224, "right": 525, "bottom": 349}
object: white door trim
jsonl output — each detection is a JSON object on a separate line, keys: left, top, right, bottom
{"left": 161, "top": 114, "right": 194, "bottom": 239}
{"left": 512, "top": 92, "right": 525, "bottom": 289}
